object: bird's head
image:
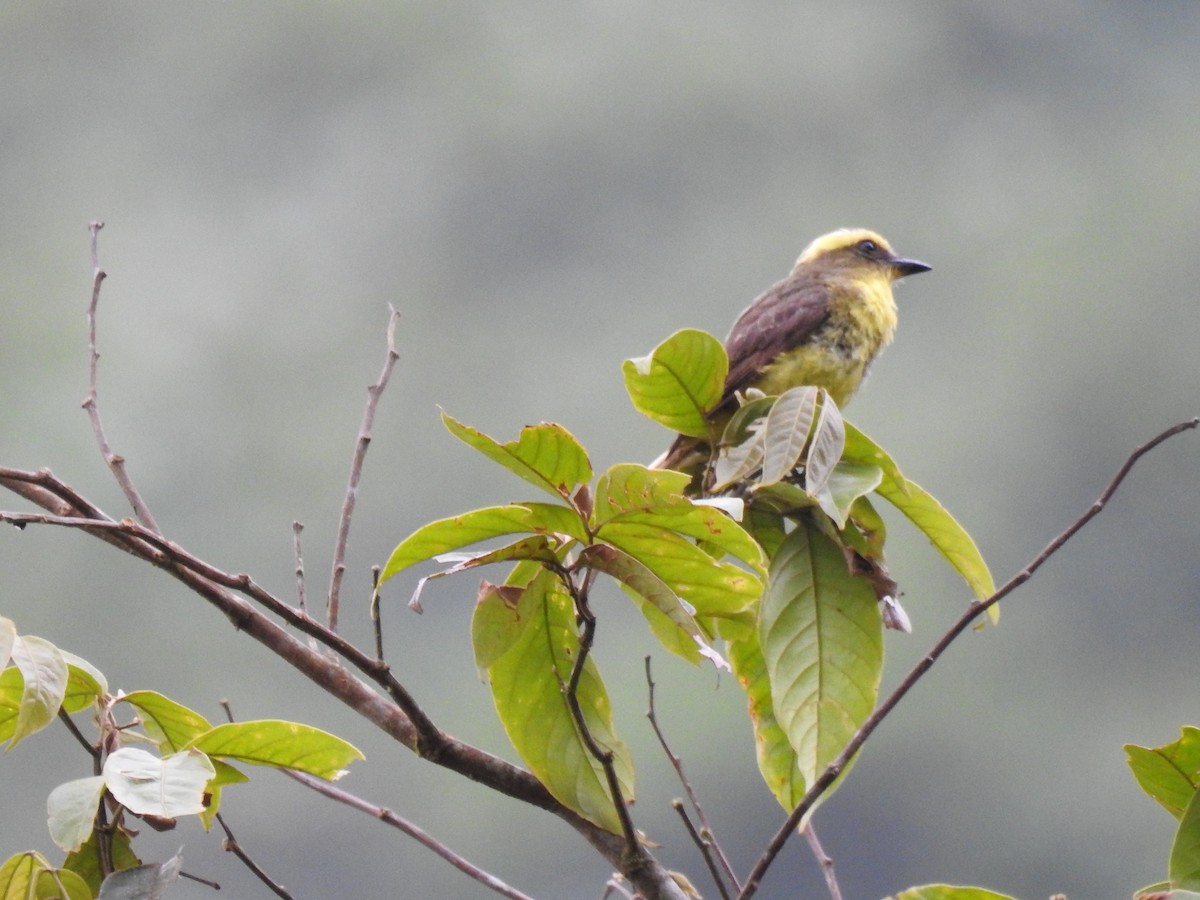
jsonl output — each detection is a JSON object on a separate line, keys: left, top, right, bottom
{"left": 793, "top": 228, "right": 931, "bottom": 282}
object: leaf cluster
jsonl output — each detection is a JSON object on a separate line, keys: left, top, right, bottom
{"left": 0, "top": 615, "right": 361, "bottom": 898}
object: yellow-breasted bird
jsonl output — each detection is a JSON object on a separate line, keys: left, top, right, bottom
{"left": 654, "top": 227, "right": 930, "bottom": 474}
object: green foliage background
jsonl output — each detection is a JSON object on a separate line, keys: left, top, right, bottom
{"left": 2, "top": 4, "right": 1199, "bottom": 897}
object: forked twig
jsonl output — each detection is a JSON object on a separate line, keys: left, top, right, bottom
{"left": 645, "top": 657, "right": 739, "bottom": 894}
{"left": 737, "top": 417, "right": 1200, "bottom": 899}
{"left": 326, "top": 306, "right": 401, "bottom": 632}
{"left": 81, "top": 222, "right": 160, "bottom": 533}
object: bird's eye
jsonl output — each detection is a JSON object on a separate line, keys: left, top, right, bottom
{"left": 856, "top": 239, "right": 879, "bottom": 255}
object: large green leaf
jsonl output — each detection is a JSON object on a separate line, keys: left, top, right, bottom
{"left": 598, "top": 521, "right": 760, "bottom": 619}
{"left": 759, "top": 523, "right": 882, "bottom": 803}
{"left": 487, "top": 569, "right": 633, "bottom": 833}
{"left": 841, "top": 421, "right": 908, "bottom": 496}
{"left": 190, "top": 721, "right": 364, "bottom": 780}
{"left": 729, "top": 631, "right": 804, "bottom": 810}
{"left": 623, "top": 329, "right": 727, "bottom": 436}
{"left": 378, "top": 503, "right": 585, "bottom": 585}
{"left": 580, "top": 544, "right": 724, "bottom": 668}
{"left": 874, "top": 476, "right": 995, "bottom": 602}
{"left": 1126, "top": 727, "right": 1200, "bottom": 820}
{"left": 442, "top": 414, "right": 592, "bottom": 501}
{"left": 592, "top": 464, "right": 765, "bottom": 573}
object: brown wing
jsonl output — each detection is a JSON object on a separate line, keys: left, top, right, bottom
{"left": 717, "top": 274, "right": 830, "bottom": 414}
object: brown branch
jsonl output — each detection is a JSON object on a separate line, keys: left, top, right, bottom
{"left": 802, "top": 824, "right": 842, "bottom": 900}
{"left": 284, "top": 769, "right": 536, "bottom": 900}
{"left": 737, "top": 416, "right": 1200, "bottom": 899}
{"left": 645, "top": 657, "right": 739, "bottom": 894}
{"left": 0, "top": 473, "right": 688, "bottom": 899}
{"left": 671, "top": 800, "right": 731, "bottom": 900}
{"left": 326, "top": 306, "right": 401, "bottom": 632}
{"left": 80, "top": 222, "right": 160, "bottom": 533}
{"left": 216, "top": 813, "right": 293, "bottom": 899}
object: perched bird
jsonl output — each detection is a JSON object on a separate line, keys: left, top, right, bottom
{"left": 654, "top": 228, "right": 929, "bottom": 474}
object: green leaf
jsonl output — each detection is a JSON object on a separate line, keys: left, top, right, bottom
{"left": 442, "top": 413, "right": 592, "bottom": 501}
{"left": 378, "top": 503, "right": 586, "bottom": 585}
{"left": 729, "top": 632, "right": 805, "bottom": 810}
{"left": 64, "top": 830, "right": 140, "bottom": 894}
{"left": 1126, "top": 727, "right": 1200, "bottom": 819}
{"left": 580, "top": 544, "right": 724, "bottom": 668}
{"left": 841, "top": 422, "right": 908, "bottom": 496}
{"left": 623, "top": 329, "right": 727, "bottom": 437}
{"left": 759, "top": 386, "right": 819, "bottom": 486}
{"left": 8, "top": 635, "right": 68, "bottom": 748}
{"left": 815, "top": 462, "right": 884, "bottom": 528}
{"left": 884, "top": 887, "right": 1018, "bottom": 900}
{"left": 598, "top": 521, "right": 760, "bottom": 620}
{"left": 874, "top": 476, "right": 995, "bottom": 603}
{"left": 47, "top": 776, "right": 106, "bottom": 852}
{"left": 103, "top": 747, "right": 215, "bottom": 818}
{"left": 0, "top": 852, "right": 44, "bottom": 900}
{"left": 120, "top": 691, "right": 213, "bottom": 753}
{"left": 487, "top": 569, "right": 633, "bottom": 833}
{"left": 198, "top": 759, "right": 250, "bottom": 831}
{"left": 190, "top": 720, "right": 364, "bottom": 780}
{"left": 1173, "top": 788, "right": 1200, "bottom": 889}
{"left": 759, "top": 523, "right": 882, "bottom": 807}
{"left": 60, "top": 652, "right": 107, "bottom": 714}
{"left": 33, "top": 866, "right": 90, "bottom": 900}
{"left": 592, "top": 464, "right": 765, "bottom": 573}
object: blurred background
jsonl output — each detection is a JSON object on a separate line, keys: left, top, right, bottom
{"left": 3, "top": 3, "right": 1199, "bottom": 898}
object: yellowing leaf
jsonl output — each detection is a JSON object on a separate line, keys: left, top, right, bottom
{"left": 190, "top": 720, "right": 364, "bottom": 781}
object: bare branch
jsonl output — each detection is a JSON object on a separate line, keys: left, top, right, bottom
{"left": 671, "top": 800, "right": 731, "bottom": 900}
{"left": 802, "top": 824, "right": 842, "bottom": 900}
{"left": 284, "top": 769, "right": 535, "bottom": 900}
{"left": 216, "top": 813, "right": 293, "bottom": 899}
{"left": 327, "top": 306, "right": 401, "bottom": 631}
{"left": 80, "top": 222, "right": 160, "bottom": 533}
{"left": 737, "top": 416, "right": 1200, "bottom": 899}
{"left": 645, "top": 657, "right": 739, "bottom": 893}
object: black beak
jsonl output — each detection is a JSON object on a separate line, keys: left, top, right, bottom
{"left": 891, "top": 257, "right": 931, "bottom": 278}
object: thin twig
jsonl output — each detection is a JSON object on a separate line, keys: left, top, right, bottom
{"left": 645, "top": 657, "right": 739, "bottom": 893}
{"left": 283, "top": 769, "right": 535, "bottom": 900}
{"left": 802, "top": 824, "right": 841, "bottom": 900}
{"left": 327, "top": 306, "right": 401, "bottom": 632}
{"left": 371, "top": 565, "right": 384, "bottom": 661}
{"left": 80, "top": 222, "right": 160, "bottom": 533}
{"left": 292, "top": 521, "right": 307, "bottom": 614}
{"left": 737, "top": 417, "right": 1200, "bottom": 899}
{"left": 216, "top": 813, "right": 293, "bottom": 899}
{"left": 672, "top": 800, "right": 731, "bottom": 900}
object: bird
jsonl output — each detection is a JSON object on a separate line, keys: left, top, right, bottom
{"left": 653, "top": 227, "right": 930, "bottom": 475}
